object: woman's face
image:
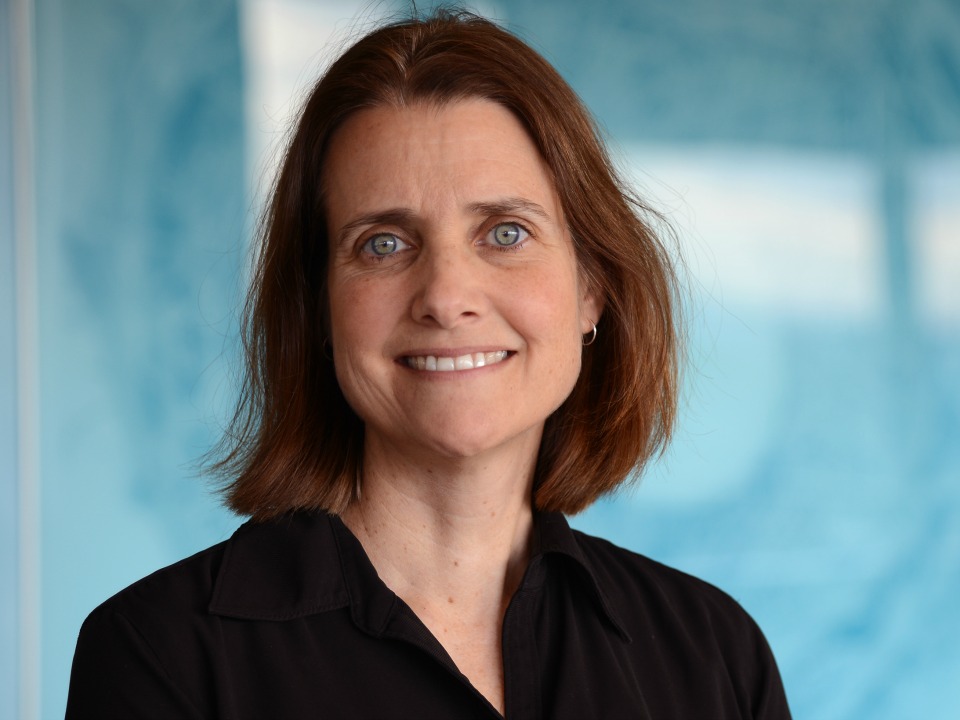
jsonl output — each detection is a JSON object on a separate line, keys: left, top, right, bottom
{"left": 324, "top": 99, "right": 600, "bottom": 464}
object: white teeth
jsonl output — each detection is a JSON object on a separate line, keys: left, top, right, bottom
{"left": 406, "top": 350, "right": 508, "bottom": 372}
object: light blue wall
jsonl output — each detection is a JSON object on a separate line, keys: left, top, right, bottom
{"left": 1, "top": 2, "right": 22, "bottom": 718}
{"left": 6, "top": 0, "right": 959, "bottom": 718}
{"left": 29, "top": 0, "right": 246, "bottom": 716}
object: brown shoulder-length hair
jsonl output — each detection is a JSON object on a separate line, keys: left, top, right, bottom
{"left": 211, "top": 9, "right": 680, "bottom": 520}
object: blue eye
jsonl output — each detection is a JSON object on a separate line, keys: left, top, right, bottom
{"left": 489, "top": 222, "right": 527, "bottom": 248}
{"left": 363, "top": 233, "right": 408, "bottom": 257}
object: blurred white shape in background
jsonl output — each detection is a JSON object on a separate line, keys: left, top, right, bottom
{"left": 239, "top": 0, "right": 369, "bottom": 204}
{"left": 618, "top": 147, "right": 884, "bottom": 504}
{"left": 914, "top": 151, "right": 960, "bottom": 332}
{"left": 622, "top": 146, "right": 885, "bottom": 323}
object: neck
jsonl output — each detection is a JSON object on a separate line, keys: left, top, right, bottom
{"left": 341, "top": 435, "right": 537, "bottom": 606}
{"left": 339, "top": 434, "right": 539, "bottom": 715}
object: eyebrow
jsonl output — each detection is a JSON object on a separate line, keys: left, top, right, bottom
{"left": 335, "top": 209, "right": 417, "bottom": 246}
{"left": 466, "top": 197, "right": 552, "bottom": 221}
{"left": 334, "top": 197, "right": 552, "bottom": 246}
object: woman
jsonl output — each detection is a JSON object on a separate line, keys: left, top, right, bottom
{"left": 67, "top": 10, "right": 791, "bottom": 719}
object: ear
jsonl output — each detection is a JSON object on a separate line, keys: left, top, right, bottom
{"left": 579, "top": 284, "right": 604, "bottom": 335}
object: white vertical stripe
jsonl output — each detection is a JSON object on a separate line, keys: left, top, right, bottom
{"left": 13, "top": 0, "right": 41, "bottom": 717}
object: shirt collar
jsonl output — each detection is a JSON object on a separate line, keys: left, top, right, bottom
{"left": 209, "top": 510, "right": 629, "bottom": 642}
{"left": 209, "top": 512, "right": 351, "bottom": 620}
{"left": 535, "top": 513, "right": 632, "bottom": 642}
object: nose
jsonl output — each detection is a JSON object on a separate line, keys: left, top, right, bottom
{"left": 411, "top": 244, "right": 484, "bottom": 329}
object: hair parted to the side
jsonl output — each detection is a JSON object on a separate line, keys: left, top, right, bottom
{"left": 209, "top": 8, "right": 681, "bottom": 520}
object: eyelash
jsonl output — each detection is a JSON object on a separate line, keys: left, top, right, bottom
{"left": 357, "top": 220, "right": 532, "bottom": 262}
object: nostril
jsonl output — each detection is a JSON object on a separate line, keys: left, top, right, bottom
{"left": 412, "top": 263, "right": 483, "bottom": 327}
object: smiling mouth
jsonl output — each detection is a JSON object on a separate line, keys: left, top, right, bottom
{"left": 404, "top": 350, "right": 509, "bottom": 372}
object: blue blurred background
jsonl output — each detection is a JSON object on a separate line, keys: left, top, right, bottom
{"left": 2, "top": 0, "right": 959, "bottom": 717}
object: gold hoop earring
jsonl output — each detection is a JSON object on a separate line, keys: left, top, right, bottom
{"left": 582, "top": 323, "right": 597, "bottom": 346}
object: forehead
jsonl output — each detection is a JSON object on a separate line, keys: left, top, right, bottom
{"left": 321, "top": 99, "right": 563, "bottom": 224}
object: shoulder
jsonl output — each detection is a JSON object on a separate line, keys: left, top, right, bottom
{"left": 85, "top": 539, "right": 229, "bottom": 629}
{"left": 68, "top": 541, "right": 233, "bottom": 718}
{"left": 569, "top": 529, "right": 792, "bottom": 716}
{"left": 574, "top": 530, "right": 742, "bottom": 604}
{"left": 73, "top": 540, "right": 231, "bottom": 673}
{"left": 80, "top": 511, "right": 341, "bottom": 633}
{"left": 571, "top": 529, "right": 775, "bottom": 663}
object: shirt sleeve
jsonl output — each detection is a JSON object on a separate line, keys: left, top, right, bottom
{"left": 743, "top": 609, "right": 793, "bottom": 719}
{"left": 66, "top": 605, "right": 205, "bottom": 720}
{"left": 725, "top": 601, "right": 792, "bottom": 720}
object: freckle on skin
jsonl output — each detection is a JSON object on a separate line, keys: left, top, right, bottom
{"left": 454, "top": 560, "right": 459, "bottom": 567}
{"left": 448, "top": 597, "right": 454, "bottom": 604}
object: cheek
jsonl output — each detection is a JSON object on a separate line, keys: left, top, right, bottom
{"left": 542, "top": 268, "right": 586, "bottom": 331}
{"left": 328, "top": 280, "right": 388, "bottom": 399}
{"left": 524, "top": 271, "right": 585, "bottom": 370}
{"left": 330, "top": 278, "right": 388, "bottom": 348}
{"left": 328, "top": 282, "right": 398, "bottom": 422}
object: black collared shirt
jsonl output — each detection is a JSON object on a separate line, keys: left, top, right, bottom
{"left": 67, "top": 512, "right": 791, "bottom": 719}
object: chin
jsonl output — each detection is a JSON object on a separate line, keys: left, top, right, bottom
{"left": 422, "top": 423, "right": 544, "bottom": 463}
